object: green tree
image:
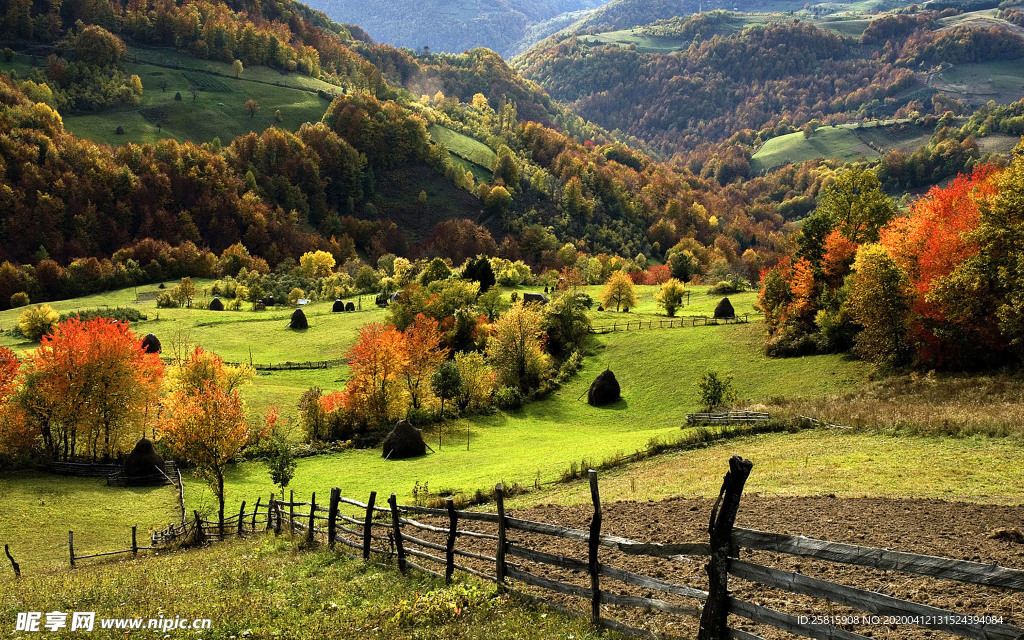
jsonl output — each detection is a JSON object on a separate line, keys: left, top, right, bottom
{"left": 542, "top": 292, "right": 592, "bottom": 356}
{"left": 816, "top": 167, "right": 896, "bottom": 244}
{"left": 601, "top": 271, "right": 637, "bottom": 312}
{"left": 697, "top": 371, "right": 737, "bottom": 412}
{"left": 18, "top": 304, "right": 60, "bottom": 342}
{"left": 655, "top": 278, "right": 686, "bottom": 316}
{"left": 264, "top": 431, "right": 296, "bottom": 494}
{"left": 486, "top": 301, "right": 552, "bottom": 392}
{"left": 419, "top": 257, "right": 452, "bottom": 287}
{"left": 430, "top": 360, "right": 463, "bottom": 418}
{"left": 232, "top": 59, "right": 244, "bottom": 78}
{"left": 847, "top": 243, "right": 913, "bottom": 366}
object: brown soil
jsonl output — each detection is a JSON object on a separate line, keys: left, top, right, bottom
{"left": 411, "top": 496, "right": 1024, "bottom": 639}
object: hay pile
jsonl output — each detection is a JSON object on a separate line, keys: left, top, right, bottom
{"left": 713, "top": 297, "right": 735, "bottom": 319}
{"left": 381, "top": 420, "right": 427, "bottom": 459}
{"left": 209, "top": 297, "right": 224, "bottom": 311}
{"left": 123, "top": 437, "right": 167, "bottom": 483}
{"left": 141, "top": 333, "right": 161, "bottom": 354}
{"left": 332, "top": 299, "right": 345, "bottom": 312}
{"left": 587, "top": 369, "right": 621, "bottom": 406}
{"left": 290, "top": 308, "right": 308, "bottom": 329}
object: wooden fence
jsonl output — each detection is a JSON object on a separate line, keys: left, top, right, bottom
{"left": 592, "top": 314, "right": 749, "bottom": 334}
{"left": 148, "top": 460, "right": 1024, "bottom": 640}
{"left": 685, "top": 411, "right": 770, "bottom": 426}
{"left": 68, "top": 526, "right": 156, "bottom": 567}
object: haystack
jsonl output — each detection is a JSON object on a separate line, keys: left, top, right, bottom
{"left": 290, "top": 308, "right": 308, "bottom": 329}
{"left": 381, "top": 420, "right": 427, "bottom": 459}
{"left": 713, "top": 297, "right": 735, "bottom": 319}
{"left": 141, "top": 333, "right": 161, "bottom": 354}
{"left": 345, "top": 301, "right": 355, "bottom": 312}
{"left": 123, "top": 437, "right": 167, "bottom": 483}
{"left": 209, "top": 296, "right": 224, "bottom": 311}
{"left": 332, "top": 299, "right": 345, "bottom": 312}
{"left": 587, "top": 369, "right": 620, "bottom": 406}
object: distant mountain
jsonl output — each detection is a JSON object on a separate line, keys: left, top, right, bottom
{"left": 304, "top": 0, "right": 606, "bottom": 56}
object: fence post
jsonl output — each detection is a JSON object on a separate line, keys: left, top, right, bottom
{"left": 4, "top": 544, "right": 19, "bottom": 578}
{"left": 328, "top": 488, "right": 341, "bottom": 550}
{"left": 176, "top": 467, "right": 185, "bottom": 525}
{"left": 68, "top": 531, "right": 75, "bottom": 569}
{"left": 307, "top": 492, "right": 316, "bottom": 545}
{"left": 274, "top": 502, "right": 282, "bottom": 536}
{"left": 495, "top": 482, "right": 507, "bottom": 592}
{"left": 193, "top": 510, "right": 204, "bottom": 544}
{"left": 363, "top": 491, "right": 377, "bottom": 560}
{"left": 237, "top": 501, "right": 246, "bottom": 536}
{"left": 588, "top": 470, "right": 602, "bottom": 627}
{"left": 388, "top": 493, "right": 406, "bottom": 574}
{"left": 131, "top": 526, "right": 138, "bottom": 558}
{"left": 289, "top": 490, "right": 295, "bottom": 536}
{"left": 252, "top": 498, "right": 261, "bottom": 531}
{"left": 267, "top": 494, "right": 275, "bottom": 532}
{"left": 445, "top": 497, "right": 458, "bottom": 584}
{"left": 696, "top": 456, "right": 753, "bottom": 640}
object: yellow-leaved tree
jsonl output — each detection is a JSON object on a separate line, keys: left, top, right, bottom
{"left": 601, "top": 271, "right": 637, "bottom": 312}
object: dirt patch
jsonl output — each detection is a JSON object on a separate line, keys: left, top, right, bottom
{"left": 409, "top": 496, "right": 1024, "bottom": 639}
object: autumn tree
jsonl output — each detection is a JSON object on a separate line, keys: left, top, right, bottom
{"left": 299, "top": 250, "right": 336, "bottom": 278}
{"left": 346, "top": 323, "right": 409, "bottom": 425}
{"left": 18, "top": 304, "right": 59, "bottom": 341}
{"left": 541, "top": 292, "right": 591, "bottom": 356}
{"left": 20, "top": 318, "right": 164, "bottom": 461}
{"left": 486, "top": 301, "right": 552, "bottom": 392}
{"left": 245, "top": 99, "right": 260, "bottom": 118}
{"left": 161, "top": 379, "right": 248, "bottom": 536}
{"left": 655, "top": 278, "right": 686, "bottom": 316}
{"left": 0, "top": 347, "right": 32, "bottom": 463}
{"left": 402, "top": 314, "right": 448, "bottom": 410}
{"left": 848, "top": 244, "right": 913, "bottom": 366}
{"left": 453, "top": 351, "right": 496, "bottom": 413}
{"left": 233, "top": 59, "right": 244, "bottom": 78}
{"left": 816, "top": 167, "right": 896, "bottom": 244}
{"left": 601, "top": 270, "right": 638, "bottom": 312}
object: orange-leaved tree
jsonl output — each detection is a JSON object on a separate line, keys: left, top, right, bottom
{"left": 20, "top": 318, "right": 164, "bottom": 461}
{"left": 160, "top": 347, "right": 250, "bottom": 535}
{"left": 402, "top": 314, "right": 448, "bottom": 410}
{"left": 0, "top": 346, "right": 33, "bottom": 462}
{"left": 346, "top": 323, "right": 409, "bottom": 427}
{"left": 880, "top": 165, "right": 1000, "bottom": 366}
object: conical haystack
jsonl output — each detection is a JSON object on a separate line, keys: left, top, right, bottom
{"left": 332, "top": 299, "right": 345, "bottom": 312}
{"left": 381, "top": 420, "right": 427, "bottom": 459}
{"left": 123, "top": 437, "right": 167, "bottom": 483}
{"left": 587, "top": 369, "right": 621, "bottom": 406}
{"left": 141, "top": 333, "right": 161, "bottom": 354}
{"left": 209, "top": 297, "right": 224, "bottom": 311}
{"left": 290, "top": 308, "right": 308, "bottom": 329}
{"left": 713, "top": 297, "right": 735, "bottom": 319}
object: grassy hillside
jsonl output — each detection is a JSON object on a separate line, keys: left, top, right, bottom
{"left": 0, "top": 47, "right": 340, "bottom": 146}
{"left": 427, "top": 124, "right": 497, "bottom": 175}
{"left": 751, "top": 124, "right": 878, "bottom": 174}
{"left": 0, "top": 535, "right": 614, "bottom": 640}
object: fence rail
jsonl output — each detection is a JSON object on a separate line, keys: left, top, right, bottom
{"left": 685, "top": 411, "right": 770, "bottom": 426}
{"left": 143, "top": 462, "right": 1023, "bottom": 640}
{"left": 592, "top": 314, "right": 749, "bottom": 334}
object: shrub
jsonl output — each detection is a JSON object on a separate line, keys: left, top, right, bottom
{"left": 556, "top": 350, "right": 583, "bottom": 383}
{"left": 115, "top": 125, "right": 124, "bottom": 135}
{"left": 9, "top": 292, "right": 29, "bottom": 308}
{"left": 18, "top": 304, "right": 60, "bottom": 341}
{"left": 707, "top": 278, "right": 746, "bottom": 295}
{"left": 61, "top": 307, "right": 145, "bottom": 323}
{"left": 697, "top": 370, "right": 738, "bottom": 411}
{"left": 764, "top": 325, "right": 819, "bottom": 358}
{"left": 156, "top": 292, "right": 177, "bottom": 308}
{"left": 494, "top": 386, "right": 523, "bottom": 410}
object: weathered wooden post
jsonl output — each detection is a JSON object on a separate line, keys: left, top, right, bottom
{"left": 327, "top": 488, "right": 341, "bottom": 550}
{"left": 68, "top": 531, "right": 75, "bottom": 568}
{"left": 307, "top": 492, "right": 316, "bottom": 545}
{"left": 588, "top": 470, "right": 602, "bottom": 627}
{"left": 495, "top": 482, "right": 507, "bottom": 591}
{"left": 267, "top": 494, "right": 275, "bottom": 532}
{"left": 445, "top": 497, "right": 458, "bottom": 584}
{"left": 131, "top": 526, "right": 138, "bottom": 558}
{"left": 363, "top": 491, "right": 377, "bottom": 560}
{"left": 252, "top": 497, "right": 261, "bottom": 531}
{"left": 4, "top": 544, "right": 19, "bottom": 578}
{"left": 274, "top": 501, "right": 282, "bottom": 536}
{"left": 289, "top": 490, "right": 295, "bottom": 536}
{"left": 237, "top": 501, "right": 246, "bottom": 536}
{"left": 696, "top": 456, "right": 753, "bottom": 640}
{"left": 388, "top": 493, "right": 406, "bottom": 574}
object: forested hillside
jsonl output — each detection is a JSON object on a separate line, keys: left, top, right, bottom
{"left": 515, "top": 11, "right": 1024, "bottom": 154}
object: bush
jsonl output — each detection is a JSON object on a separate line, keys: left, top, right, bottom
{"left": 697, "top": 370, "right": 738, "bottom": 411}
{"left": 764, "top": 326, "right": 820, "bottom": 358}
{"left": 494, "top": 386, "right": 523, "bottom": 410}
{"left": 61, "top": 307, "right": 146, "bottom": 323}
{"left": 156, "top": 292, "right": 177, "bottom": 308}
{"left": 9, "top": 292, "right": 29, "bottom": 308}
{"left": 707, "top": 278, "right": 747, "bottom": 295}
{"left": 18, "top": 304, "right": 60, "bottom": 341}
{"left": 556, "top": 350, "right": 583, "bottom": 383}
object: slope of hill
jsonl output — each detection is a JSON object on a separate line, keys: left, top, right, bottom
{"left": 514, "top": 10, "right": 1024, "bottom": 155}
{"left": 304, "top": 0, "right": 606, "bottom": 57}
